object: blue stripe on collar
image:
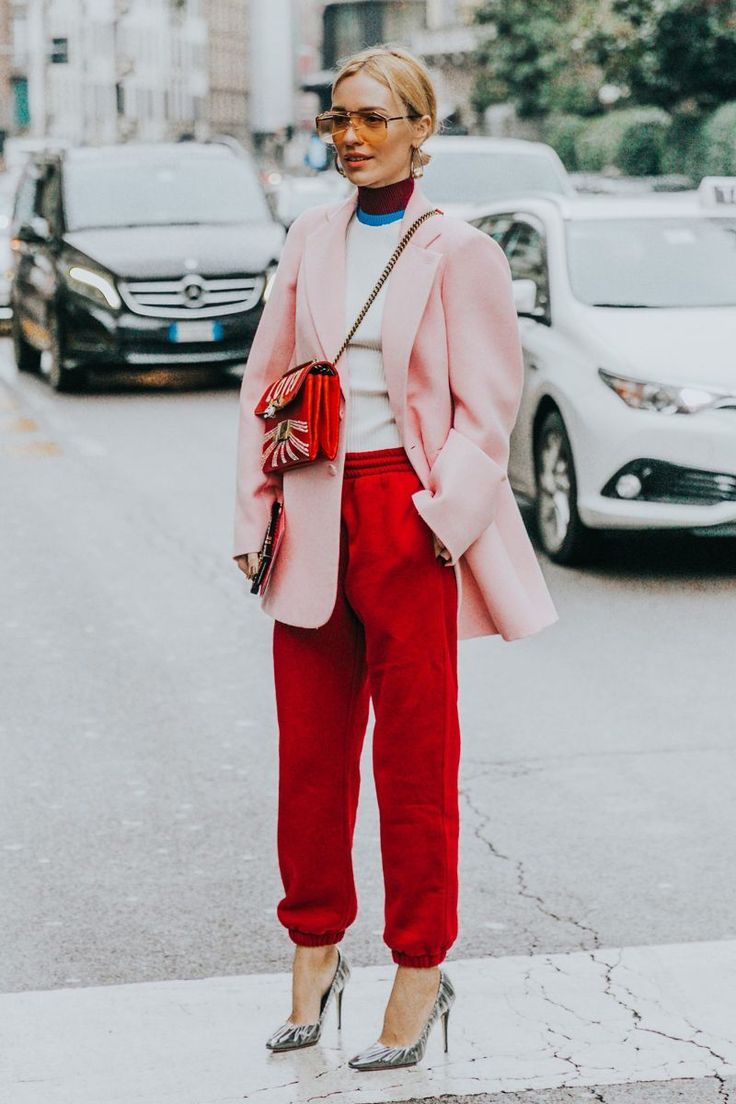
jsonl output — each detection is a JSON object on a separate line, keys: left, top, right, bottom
{"left": 356, "top": 207, "right": 405, "bottom": 226}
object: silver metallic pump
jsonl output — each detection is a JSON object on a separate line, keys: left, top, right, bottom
{"left": 348, "top": 969, "right": 456, "bottom": 1071}
{"left": 265, "top": 947, "right": 350, "bottom": 1052}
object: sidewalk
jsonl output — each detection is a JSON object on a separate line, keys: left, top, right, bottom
{"left": 2, "top": 940, "right": 735, "bottom": 1104}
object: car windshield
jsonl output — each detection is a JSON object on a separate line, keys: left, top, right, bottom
{"left": 421, "top": 151, "right": 569, "bottom": 205}
{"left": 566, "top": 216, "right": 736, "bottom": 307}
{"left": 63, "top": 155, "right": 271, "bottom": 230}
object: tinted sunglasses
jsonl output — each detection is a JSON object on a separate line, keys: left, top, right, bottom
{"left": 315, "top": 110, "right": 420, "bottom": 146}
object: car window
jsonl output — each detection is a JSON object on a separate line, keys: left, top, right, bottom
{"left": 63, "top": 154, "right": 272, "bottom": 231}
{"left": 473, "top": 213, "right": 515, "bottom": 244}
{"left": 505, "top": 221, "right": 550, "bottom": 315}
{"left": 565, "top": 216, "right": 736, "bottom": 308}
{"left": 422, "top": 150, "right": 570, "bottom": 206}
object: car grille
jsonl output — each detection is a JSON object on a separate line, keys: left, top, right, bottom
{"left": 118, "top": 274, "right": 266, "bottom": 319}
{"left": 659, "top": 467, "right": 736, "bottom": 505}
{"left": 603, "top": 458, "right": 736, "bottom": 505}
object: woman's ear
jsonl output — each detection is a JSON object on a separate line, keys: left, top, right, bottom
{"left": 414, "top": 114, "right": 432, "bottom": 143}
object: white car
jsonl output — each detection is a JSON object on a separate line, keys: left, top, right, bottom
{"left": 0, "top": 169, "right": 20, "bottom": 329}
{"left": 420, "top": 135, "right": 576, "bottom": 220}
{"left": 468, "top": 178, "right": 736, "bottom": 564}
{"left": 271, "top": 173, "right": 351, "bottom": 228}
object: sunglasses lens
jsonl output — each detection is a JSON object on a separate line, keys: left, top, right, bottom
{"left": 316, "top": 113, "right": 388, "bottom": 145}
{"left": 359, "top": 116, "right": 388, "bottom": 144}
{"left": 316, "top": 117, "right": 338, "bottom": 143}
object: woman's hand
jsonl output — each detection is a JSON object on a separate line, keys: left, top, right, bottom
{"left": 433, "top": 533, "right": 452, "bottom": 564}
{"left": 236, "top": 552, "right": 261, "bottom": 580}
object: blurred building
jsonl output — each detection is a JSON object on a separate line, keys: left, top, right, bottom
{"left": 0, "top": 0, "right": 11, "bottom": 154}
{"left": 249, "top": 0, "right": 294, "bottom": 159}
{"left": 322, "top": 0, "right": 425, "bottom": 73}
{"left": 10, "top": 0, "right": 208, "bottom": 144}
{"left": 204, "top": 0, "right": 249, "bottom": 143}
{"left": 415, "top": 0, "right": 484, "bottom": 131}
{"left": 298, "top": 0, "right": 486, "bottom": 132}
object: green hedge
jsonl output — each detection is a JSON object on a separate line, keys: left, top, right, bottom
{"left": 701, "top": 102, "right": 736, "bottom": 175}
{"left": 540, "top": 100, "right": 736, "bottom": 181}
{"left": 574, "top": 107, "right": 671, "bottom": 174}
{"left": 541, "top": 113, "right": 588, "bottom": 171}
{"left": 660, "top": 114, "right": 709, "bottom": 180}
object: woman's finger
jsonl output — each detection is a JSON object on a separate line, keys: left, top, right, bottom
{"left": 236, "top": 553, "right": 259, "bottom": 579}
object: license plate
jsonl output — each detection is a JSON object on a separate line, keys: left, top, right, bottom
{"left": 168, "top": 320, "right": 223, "bottom": 343}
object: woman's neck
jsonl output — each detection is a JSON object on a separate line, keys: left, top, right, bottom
{"left": 357, "top": 174, "right": 414, "bottom": 216}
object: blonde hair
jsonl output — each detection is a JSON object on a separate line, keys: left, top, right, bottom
{"left": 331, "top": 44, "right": 439, "bottom": 170}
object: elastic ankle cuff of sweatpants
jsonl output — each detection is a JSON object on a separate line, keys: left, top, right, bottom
{"left": 392, "top": 949, "right": 446, "bottom": 967}
{"left": 289, "top": 928, "right": 345, "bottom": 947}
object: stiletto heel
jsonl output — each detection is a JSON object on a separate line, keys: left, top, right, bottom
{"left": 265, "top": 947, "right": 351, "bottom": 1052}
{"left": 348, "top": 969, "right": 456, "bottom": 1071}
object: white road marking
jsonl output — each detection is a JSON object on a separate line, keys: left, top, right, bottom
{"left": 1, "top": 940, "right": 735, "bottom": 1104}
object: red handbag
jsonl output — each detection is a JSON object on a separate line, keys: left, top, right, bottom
{"left": 254, "top": 208, "right": 441, "bottom": 475}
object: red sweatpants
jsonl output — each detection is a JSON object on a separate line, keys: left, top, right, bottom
{"left": 272, "top": 445, "right": 461, "bottom": 968}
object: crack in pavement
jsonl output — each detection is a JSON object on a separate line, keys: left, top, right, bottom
{"left": 599, "top": 949, "right": 734, "bottom": 1103}
{"left": 458, "top": 785, "right": 734, "bottom": 1101}
{"left": 459, "top": 784, "right": 538, "bottom": 952}
{"left": 460, "top": 781, "right": 601, "bottom": 954}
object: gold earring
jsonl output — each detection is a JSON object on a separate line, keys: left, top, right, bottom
{"left": 410, "top": 145, "right": 424, "bottom": 178}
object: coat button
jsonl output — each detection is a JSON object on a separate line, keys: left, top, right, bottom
{"left": 328, "top": 463, "right": 337, "bottom": 475}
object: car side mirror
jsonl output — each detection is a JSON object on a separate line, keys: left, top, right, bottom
{"left": 512, "top": 278, "right": 540, "bottom": 317}
{"left": 17, "top": 216, "right": 51, "bottom": 243}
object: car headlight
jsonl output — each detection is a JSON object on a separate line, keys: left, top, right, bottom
{"left": 263, "top": 263, "right": 278, "bottom": 303}
{"left": 67, "top": 265, "right": 121, "bottom": 310}
{"left": 598, "top": 368, "right": 733, "bottom": 414}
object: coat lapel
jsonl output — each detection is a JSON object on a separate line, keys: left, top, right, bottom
{"left": 302, "top": 183, "right": 443, "bottom": 429}
{"left": 380, "top": 188, "right": 443, "bottom": 428}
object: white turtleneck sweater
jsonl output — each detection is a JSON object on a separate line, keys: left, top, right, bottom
{"left": 343, "top": 211, "right": 404, "bottom": 452}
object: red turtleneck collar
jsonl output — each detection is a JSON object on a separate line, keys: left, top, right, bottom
{"left": 357, "top": 174, "right": 415, "bottom": 215}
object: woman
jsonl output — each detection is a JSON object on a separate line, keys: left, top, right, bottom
{"left": 233, "top": 45, "right": 559, "bottom": 1072}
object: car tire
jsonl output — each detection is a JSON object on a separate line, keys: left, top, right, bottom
{"left": 12, "top": 315, "right": 42, "bottom": 374}
{"left": 533, "top": 409, "right": 602, "bottom": 565}
{"left": 46, "top": 310, "right": 85, "bottom": 393}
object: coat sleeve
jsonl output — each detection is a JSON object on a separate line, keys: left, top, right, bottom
{"left": 411, "top": 230, "right": 524, "bottom": 566}
{"left": 232, "top": 210, "right": 312, "bottom": 559}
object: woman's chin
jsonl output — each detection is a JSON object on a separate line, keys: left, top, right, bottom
{"left": 348, "top": 171, "right": 383, "bottom": 187}
{"left": 343, "top": 161, "right": 377, "bottom": 181}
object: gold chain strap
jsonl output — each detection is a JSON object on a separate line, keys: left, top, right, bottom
{"left": 331, "top": 207, "right": 442, "bottom": 366}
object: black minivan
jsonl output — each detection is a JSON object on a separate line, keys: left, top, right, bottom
{"left": 10, "top": 142, "right": 285, "bottom": 390}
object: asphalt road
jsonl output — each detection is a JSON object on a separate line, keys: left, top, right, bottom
{"left": 1, "top": 342, "right": 735, "bottom": 999}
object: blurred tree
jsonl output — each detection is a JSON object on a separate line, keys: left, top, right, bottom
{"left": 597, "top": 0, "right": 736, "bottom": 111}
{"left": 473, "top": 0, "right": 575, "bottom": 118}
{"left": 474, "top": 0, "right": 736, "bottom": 118}
{"left": 472, "top": 0, "right": 611, "bottom": 118}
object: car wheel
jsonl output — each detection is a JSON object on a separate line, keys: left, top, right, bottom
{"left": 534, "top": 409, "right": 601, "bottom": 565}
{"left": 46, "top": 311, "right": 85, "bottom": 393}
{"left": 12, "top": 315, "right": 42, "bottom": 373}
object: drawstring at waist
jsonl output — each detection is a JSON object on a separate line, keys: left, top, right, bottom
{"left": 342, "top": 446, "right": 414, "bottom": 479}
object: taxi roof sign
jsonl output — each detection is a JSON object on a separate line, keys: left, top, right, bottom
{"left": 698, "top": 176, "right": 736, "bottom": 208}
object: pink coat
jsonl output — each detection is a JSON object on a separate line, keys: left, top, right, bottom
{"left": 233, "top": 182, "right": 559, "bottom": 642}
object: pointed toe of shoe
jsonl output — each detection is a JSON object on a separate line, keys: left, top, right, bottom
{"left": 348, "top": 1041, "right": 417, "bottom": 1071}
{"left": 265, "top": 1021, "right": 321, "bottom": 1051}
{"left": 348, "top": 969, "right": 456, "bottom": 1071}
